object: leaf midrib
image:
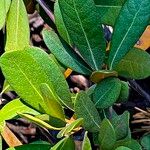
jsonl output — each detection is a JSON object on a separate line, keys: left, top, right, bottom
{"left": 94, "top": 85, "right": 113, "bottom": 106}
{"left": 96, "top": 5, "right": 121, "bottom": 8}
{"left": 110, "top": 3, "right": 143, "bottom": 69}
{"left": 72, "top": 0, "right": 98, "bottom": 70}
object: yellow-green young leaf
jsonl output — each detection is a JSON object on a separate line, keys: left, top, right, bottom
{"left": 99, "top": 119, "right": 116, "bottom": 150}
{"left": 1, "top": 80, "right": 12, "bottom": 96}
{"left": 93, "top": 77, "right": 121, "bottom": 109}
{"left": 51, "top": 137, "right": 75, "bottom": 150}
{"left": 82, "top": 131, "right": 92, "bottom": 150}
{"left": 108, "top": 0, "right": 150, "bottom": 69}
{"left": 115, "top": 48, "right": 150, "bottom": 79}
{"left": 0, "top": 99, "right": 39, "bottom": 133}
{"left": 0, "top": 0, "right": 11, "bottom": 29}
{"left": 74, "top": 92, "right": 101, "bottom": 132}
{"left": 0, "top": 47, "right": 73, "bottom": 112}
{"left": 18, "top": 113, "right": 63, "bottom": 131}
{"left": 40, "top": 83, "right": 65, "bottom": 122}
{"left": 58, "top": 0, "right": 106, "bottom": 70}
{"left": 0, "top": 136, "right": 2, "bottom": 150}
{"left": 90, "top": 70, "right": 118, "bottom": 83}
{"left": 5, "top": 0, "right": 30, "bottom": 51}
{"left": 57, "top": 118, "right": 83, "bottom": 138}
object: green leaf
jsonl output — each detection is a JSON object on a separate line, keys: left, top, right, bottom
{"left": 93, "top": 77, "right": 121, "bottom": 109}
{"left": 94, "top": 0, "right": 125, "bottom": 5}
{"left": 43, "top": 30, "right": 92, "bottom": 75}
{"left": 108, "top": 0, "right": 150, "bottom": 69}
{"left": 99, "top": 118, "right": 116, "bottom": 150}
{"left": 141, "top": 134, "right": 150, "bottom": 150}
{"left": 1, "top": 80, "right": 12, "bottom": 95}
{"left": 49, "top": 54, "right": 66, "bottom": 74}
{"left": 82, "top": 131, "right": 92, "bottom": 150}
{"left": 95, "top": 0, "right": 125, "bottom": 26}
{"left": 54, "top": 1, "right": 72, "bottom": 45}
{"left": 57, "top": 118, "right": 83, "bottom": 138}
{"left": 0, "top": 0, "right": 11, "bottom": 29}
{"left": 0, "top": 99, "right": 39, "bottom": 132}
{"left": 51, "top": 137, "right": 75, "bottom": 150}
{"left": 90, "top": 70, "right": 118, "bottom": 83}
{"left": 36, "top": 114, "right": 66, "bottom": 128}
{"left": 0, "top": 136, "right": 2, "bottom": 150}
{"left": 111, "top": 111, "right": 130, "bottom": 140}
{"left": 115, "top": 146, "right": 132, "bottom": 150}
{"left": 117, "top": 81, "right": 129, "bottom": 103}
{"left": 5, "top": 0, "right": 30, "bottom": 51}
{"left": 7, "top": 141, "right": 52, "bottom": 150}
{"left": 86, "top": 84, "right": 96, "bottom": 96}
{"left": 58, "top": 0, "right": 106, "bottom": 70}
{"left": 40, "top": 83, "right": 65, "bottom": 121}
{"left": 115, "top": 48, "right": 150, "bottom": 79}
{"left": 114, "top": 139, "right": 142, "bottom": 150}
{"left": 18, "top": 113, "right": 63, "bottom": 131}
{"left": 0, "top": 47, "right": 73, "bottom": 111}
{"left": 74, "top": 92, "right": 101, "bottom": 132}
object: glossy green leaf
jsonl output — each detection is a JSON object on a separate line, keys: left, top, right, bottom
{"left": 5, "top": 0, "right": 30, "bottom": 51}
{"left": 40, "top": 83, "right": 65, "bottom": 121}
{"left": 54, "top": 1, "right": 72, "bottom": 45}
{"left": 18, "top": 113, "right": 63, "bottom": 130}
{"left": 82, "top": 131, "right": 92, "bottom": 150}
{"left": 74, "top": 92, "right": 101, "bottom": 132}
{"left": 7, "top": 141, "right": 52, "bottom": 150}
{"left": 99, "top": 118, "right": 116, "bottom": 150}
{"left": 115, "top": 146, "right": 132, "bottom": 150}
{"left": 58, "top": 0, "right": 106, "bottom": 70}
{"left": 117, "top": 81, "right": 129, "bottom": 103}
{"left": 108, "top": 0, "right": 150, "bottom": 69}
{"left": 141, "top": 134, "right": 150, "bottom": 150}
{"left": 95, "top": 0, "right": 125, "bottom": 26}
{"left": 0, "top": 99, "right": 39, "bottom": 132}
{"left": 57, "top": 118, "right": 83, "bottom": 138}
{"left": 115, "top": 48, "right": 150, "bottom": 79}
{"left": 111, "top": 111, "right": 130, "bottom": 140}
{"left": 0, "top": 47, "right": 73, "bottom": 111}
{"left": 90, "top": 70, "right": 118, "bottom": 83}
{"left": 114, "top": 139, "right": 142, "bottom": 150}
{"left": 51, "top": 137, "right": 75, "bottom": 150}
{"left": 43, "top": 30, "right": 92, "bottom": 75}
{"left": 0, "top": 0, "right": 11, "bottom": 29}
{"left": 93, "top": 77, "right": 121, "bottom": 109}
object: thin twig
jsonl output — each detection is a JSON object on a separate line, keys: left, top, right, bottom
{"left": 36, "top": 0, "right": 55, "bottom": 23}
{"left": 129, "top": 80, "right": 150, "bottom": 103}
